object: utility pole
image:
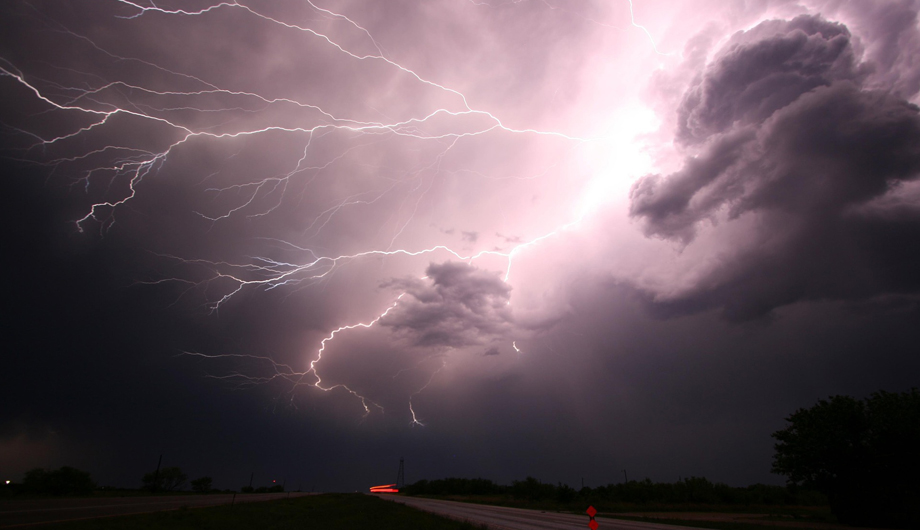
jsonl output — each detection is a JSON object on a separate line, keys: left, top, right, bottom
{"left": 249, "top": 472, "right": 254, "bottom": 489}
{"left": 153, "top": 454, "right": 163, "bottom": 493}
{"left": 623, "top": 469, "right": 628, "bottom": 483}
{"left": 396, "top": 457, "right": 405, "bottom": 489}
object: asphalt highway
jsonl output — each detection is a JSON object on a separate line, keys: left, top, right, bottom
{"left": 0, "top": 492, "right": 315, "bottom": 528}
{"left": 382, "top": 496, "right": 715, "bottom": 530}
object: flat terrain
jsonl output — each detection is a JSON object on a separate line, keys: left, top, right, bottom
{"left": 0, "top": 494, "right": 482, "bottom": 529}
{"left": 385, "top": 495, "right": 715, "bottom": 530}
{"left": 614, "top": 513, "right": 883, "bottom": 530}
{"left": 0, "top": 492, "right": 311, "bottom": 528}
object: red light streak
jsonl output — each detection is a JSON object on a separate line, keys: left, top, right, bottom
{"left": 369, "top": 483, "right": 399, "bottom": 493}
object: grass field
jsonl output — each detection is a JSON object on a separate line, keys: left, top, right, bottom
{"left": 401, "top": 494, "right": 839, "bottom": 530}
{"left": 40, "top": 493, "right": 484, "bottom": 530}
{"left": 412, "top": 495, "right": 835, "bottom": 519}
{"left": 604, "top": 514, "right": 837, "bottom": 530}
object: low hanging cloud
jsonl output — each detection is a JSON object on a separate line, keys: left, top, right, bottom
{"left": 380, "top": 261, "right": 514, "bottom": 348}
{"left": 843, "top": 0, "right": 920, "bottom": 98}
{"left": 483, "top": 347, "right": 501, "bottom": 356}
{"left": 675, "top": 15, "right": 863, "bottom": 146}
{"left": 629, "top": 13, "right": 920, "bottom": 320}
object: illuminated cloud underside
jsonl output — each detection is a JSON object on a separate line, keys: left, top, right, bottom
{"left": 2, "top": 0, "right": 919, "bottom": 426}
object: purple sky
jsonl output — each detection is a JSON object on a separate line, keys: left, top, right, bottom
{"left": 2, "top": 0, "right": 919, "bottom": 492}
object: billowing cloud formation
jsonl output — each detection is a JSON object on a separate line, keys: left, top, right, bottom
{"left": 630, "top": 14, "right": 920, "bottom": 319}
{"left": 676, "top": 16, "right": 862, "bottom": 145}
{"left": 381, "top": 261, "right": 513, "bottom": 348}
{"left": 4, "top": 0, "right": 920, "bottom": 495}
{"left": 846, "top": 0, "right": 920, "bottom": 97}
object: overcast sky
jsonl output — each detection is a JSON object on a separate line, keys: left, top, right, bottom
{"left": 2, "top": 0, "right": 919, "bottom": 493}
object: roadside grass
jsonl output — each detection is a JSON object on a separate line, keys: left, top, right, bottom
{"left": 412, "top": 495, "right": 833, "bottom": 520}
{"left": 599, "top": 504, "right": 837, "bottom": 525}
{"left": 605, "top": 514, "right": 830, "bottom": 530}
{"left": 41, "top": 493, "right": 485, "bottom": 530}
{"left": 405, "top": 494, "right": 838, "bottom": 529}
{"left": 601, "top": 504, "right": 834, "bottom": 517}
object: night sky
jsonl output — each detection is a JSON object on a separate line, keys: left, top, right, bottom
{"left": 2, "top": 0, "right": 919, "bottom": 493}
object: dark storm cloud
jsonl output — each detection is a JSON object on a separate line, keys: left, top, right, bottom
{"left": 496, "top": 233, "right": 523, "bottom": 244}
{"left": 629, "top": 13, "right": 920, "bottom": 320}
{"left": 4, "top": 0, "right": 920, "bottom": 497}
{"left": 380, "top": 261, "right": 513, "bottom": 348}
{"left": 675, "top": 15, "right": 862, "bottom": 144}
{"left": 843, "top": 0, "right": 920, "bottom": 98}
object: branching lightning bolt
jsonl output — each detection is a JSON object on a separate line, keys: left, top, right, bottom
{"left": 1, "top": 0, "right": 657, "bottom": 423}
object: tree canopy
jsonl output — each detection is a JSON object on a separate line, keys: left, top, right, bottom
{"left": 403, "top": 475, "right": 824, "bottom": 506}
{"left": 190, "top": 476, "right": 212, "bottom": 493}
{"left": 141, "top": 466, "right": 187, "bottom": 492}
{"left": 22, "top": 466, "right": 94, "bottom": 496}
{"left": 772, "top": 389, "right": 920, "bottom": 528}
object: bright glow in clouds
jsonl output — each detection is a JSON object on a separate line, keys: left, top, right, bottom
{"left": 578, "top": 103, "right": 659, "bottom": 217}
{"left": 3, "top": 0, "right": 919, "bottom": 426}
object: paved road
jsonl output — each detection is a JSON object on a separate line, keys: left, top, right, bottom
{"left": 382, "top": 496, "right": 715, "bottom": 530}
{"left": 0, "top": 492, "right": 316, "bottom": 528}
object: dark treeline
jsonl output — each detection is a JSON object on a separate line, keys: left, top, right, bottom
{"left": 403, "top": 476, "right": 826, "bottom": 507}
{"left": 17, "top": 467, "right": 95, "bottom": 496}
{"left": 1, "top": 465, "right": 274, "bottom": 497}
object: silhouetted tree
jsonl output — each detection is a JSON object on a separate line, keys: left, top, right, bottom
{"left": 22, "top": 467, "right": 94, "bottom": 496}
{"left": 142, "top": 466, "right": 187, "bottom": 492}
{"left": 772, "top": 390, "right": 920, "bottom": 528}
{"left": 511, "top": 477, "right": 554, "bottom": 501}
{"left": 190, "top": 476, "right": 212, "bottom": 493}
{"left": 402, "top": 477, "right": 504, "bottom": 496}
{"left": 403, "top": 475, "right": 825, "bottom": 508}
{"left": 555, "top": 482, "right": 576, "bottom": 503}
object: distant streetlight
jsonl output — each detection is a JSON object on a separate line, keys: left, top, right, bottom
{"left": 4, "top": 480, "right": 9, "bottom": 485}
